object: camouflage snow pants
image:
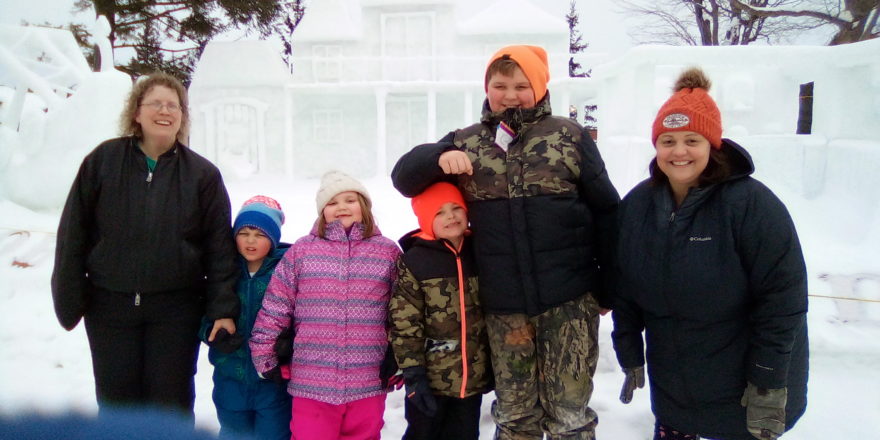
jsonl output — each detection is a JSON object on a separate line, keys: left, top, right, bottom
{"left": 486, "top": 294, "right": 601, "bottom": 440}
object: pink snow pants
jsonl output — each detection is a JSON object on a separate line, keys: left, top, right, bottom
{"left": 290, "top": 394, "right": 385, "bottom": 440}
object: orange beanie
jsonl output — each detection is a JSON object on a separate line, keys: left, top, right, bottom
{"left": 485, "top": 45, "right": 550, "bottom": 103}
{"left": 411, "top": 182, "right": 467, "bottom": 240}
{"left": 651, "top": 67, "right": 723, "bottom": 149}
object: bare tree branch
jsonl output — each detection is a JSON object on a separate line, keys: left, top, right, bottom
{"left": 729, "top": 0, "right": 849, "bottom": 26}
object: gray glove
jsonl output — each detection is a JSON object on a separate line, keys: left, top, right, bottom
{"left": 741, "top": 382, "right": 787, "bottom": 439}
{"left": 619, "top": 366, "right": 645, "bottom": 404}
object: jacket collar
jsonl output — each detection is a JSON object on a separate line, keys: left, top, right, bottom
{"left": 479, "top": 92, "right": 552, "bottom": 133}
{"left": 128, "top": 135, "right": 181, "bottom": 158}
{"left": 312, "top": 220, "right": 380, "bottom": 242}
{"left": 398, "top": 229, "right": 462, "bottom": 254}
{"left": 238, "top": 243, "right": 290, "bottom": 277}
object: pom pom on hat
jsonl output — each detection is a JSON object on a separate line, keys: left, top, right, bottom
{"left": 233, "top": 195, "right": 284, "bottom": 249}
{"left": 315, "top": 170, "right": 371, "bottom": 214}
{"left": 486, "top": 45, "right": 550, "bottom": 104}
{"left": 651, "top": 67, "right": 723, "bottom": 149}
{"left": 411, "top": 182, "right": 467, "bottom": 240}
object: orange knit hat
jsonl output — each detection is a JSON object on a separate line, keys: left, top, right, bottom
{"left": 411, "top": 182, "right": 467, "bottom": 240}
{"left": 652, "top": 67, "right": 723, "bottom": 149}
{"left": 485, "top": 45, "right": 550, "bottom": 103}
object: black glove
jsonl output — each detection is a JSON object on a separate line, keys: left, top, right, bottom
{"left": 274, "top": 327, "right": 293, "bottom": 365}
{"left": 619, "top": 365, "right": 645, "bottom": 404}
{"left": 741, "top": 382, "right": 787, "bottom": 440}
{"left": 379, "top": 345, "right": 402, "bottom": 389}
{"left": 261, "top": 366, "right": 288, "bottom": 384}
{"left": 209, "top": 328, "right": 244, "bottom": 354}
{"left": 402, "top": 366, "right": 437, "bottom": 417}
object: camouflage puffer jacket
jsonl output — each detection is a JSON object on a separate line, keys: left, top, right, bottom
{"left": 391, "top": 94, "right": 620, "bottom": 316}
{"left": 389, "top": 232, "right": 492, "bottom": 398}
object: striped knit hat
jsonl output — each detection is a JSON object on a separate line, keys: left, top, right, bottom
{"left": 233, "top": 195, "right": 285, "bottom": 249}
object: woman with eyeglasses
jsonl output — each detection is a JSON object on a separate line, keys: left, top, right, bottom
{"left": 52, "top": 72, "right": 239, "bottom": 422}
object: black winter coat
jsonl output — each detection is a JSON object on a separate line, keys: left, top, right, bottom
{"left": 391, "top": 96, "right": 619, "bottom": 316}
{"left": 389, "top": 232, "right": 492, "bottom": 397}
{"left": 52, "top": 137, "right": 239, "bottom": 330}
{"left": 611, "top": 140, "right": 808, "bottom": 439}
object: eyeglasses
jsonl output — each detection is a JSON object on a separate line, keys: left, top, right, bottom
{"left": 140, "top": 101, "right": 183, "bottom": 113}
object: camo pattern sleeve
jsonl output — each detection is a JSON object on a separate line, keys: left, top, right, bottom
{"left": 389, "top": 257, "right": 428, "bottom": 369}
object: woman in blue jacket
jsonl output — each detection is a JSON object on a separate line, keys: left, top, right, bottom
{"left": 612, "top": 67, "right": 808, "bottom": 440}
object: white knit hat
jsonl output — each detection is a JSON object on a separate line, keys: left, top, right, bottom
{"left": 315, "top": 170, "right": 371, "bottom": 214}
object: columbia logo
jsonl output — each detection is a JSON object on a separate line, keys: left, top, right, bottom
{"left": 689, "top": 236, "right": 712, "bottom": 242}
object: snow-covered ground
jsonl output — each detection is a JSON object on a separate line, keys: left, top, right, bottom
{"left": 1, "top": 172, "right": 879, "bottom": 439}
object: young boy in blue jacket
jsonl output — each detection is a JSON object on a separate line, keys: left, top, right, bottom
{"left": 201, "top": 196, "right": 291, "bottom": 440}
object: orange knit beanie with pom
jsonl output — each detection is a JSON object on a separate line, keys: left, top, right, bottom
{"left": 652, "top": 67, "right": 723, "bottom": 149}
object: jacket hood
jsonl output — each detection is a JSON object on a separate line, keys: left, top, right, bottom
{"left": 650, "top": 138, "right": 757, "bottom": 216}
{"left": 721, "top": 138, "right": 755, "bottom": 181}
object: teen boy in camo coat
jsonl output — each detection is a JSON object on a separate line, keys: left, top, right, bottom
{"left": 392, "top": 45, "right": 619, "bottom": 440}
{"left": 390, "top": 182, "right": 492, "bottom": 440}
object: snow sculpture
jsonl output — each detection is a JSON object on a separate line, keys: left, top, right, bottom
{"left": 189, "top": 40, "right": 289, "bottom": 178}
{"left": 0, "top": 16, "right": 131, "bottom": 211}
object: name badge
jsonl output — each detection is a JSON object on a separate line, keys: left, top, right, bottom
{"left": 494, "top": 121, "right": 515, "bottom": 152}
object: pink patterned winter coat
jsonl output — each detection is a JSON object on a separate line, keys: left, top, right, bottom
{"left": 250, "top": 220, "right": 401, "bottom": 405}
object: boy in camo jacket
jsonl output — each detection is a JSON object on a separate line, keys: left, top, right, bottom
{"left": 390, "top": 182, "right": 493, "bottom": 440}
{"left": 391, "top": 45, "right": 619, "bottom": 439}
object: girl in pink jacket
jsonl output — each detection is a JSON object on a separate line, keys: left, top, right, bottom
{"left": 250, "top": 171, "right": 401, "bottom": 440}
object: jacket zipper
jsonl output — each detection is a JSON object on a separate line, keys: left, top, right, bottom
{"left": 664, "top": 199, "right": 698, "bottom": 407}
{"left": 444, "top": 240, "right": 469, "bottom": 398}
{"left": 135, "top": 292, "right": 141, "bottom": 306}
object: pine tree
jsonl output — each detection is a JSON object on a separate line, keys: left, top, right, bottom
{"left": 566, "top": 1, "right": 597, "bottom": 130}
{"left": 566, "top": 0, "right": 590, "bottom": 78}
{"left": 72, "top": 0, "right": 286, "bottom": 84}
{"left": 276, "top": 0, "right": 307, "bottom": 73}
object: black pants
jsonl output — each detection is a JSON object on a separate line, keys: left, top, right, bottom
{"left": 84, "top": 287, "right": 204, "bottom": 421}
{"left": 403, "top": 393, "right": 483, "bottom": 440}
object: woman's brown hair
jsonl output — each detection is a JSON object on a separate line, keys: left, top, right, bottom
{"left": 119, "top": 72, "right": 190, "bottom": 144}
{"left": 315, "top": 193, "right": 376, "bottom": 239}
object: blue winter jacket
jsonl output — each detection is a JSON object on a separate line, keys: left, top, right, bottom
{"left": 201, "top": 244, "right": 290, "bottom": 383}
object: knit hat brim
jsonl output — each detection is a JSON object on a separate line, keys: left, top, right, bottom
{"left": 315, "top": 170, "right": 371, "bottom": 214}
{"left": 486, "top": 45, "right": 550, "bottom": 104}
{"left": 411, "top": 182, "right": 467, "bottom": 240}
{"left": 233, "top": 210, "right": 281, "bottom": 249}
{"left": 652, "top": 85, "right": 723, "bottom": 149}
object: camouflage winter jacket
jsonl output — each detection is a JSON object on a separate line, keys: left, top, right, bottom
{"left": 389, "top": 231, "right": 492, "bottom": 398}
{"left": 391, "top": 95, "right": 620, "bottom": 316}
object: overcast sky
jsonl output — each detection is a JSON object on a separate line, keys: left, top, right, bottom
{"left": 1, "top": 0, "right": 837, "bottom": 60}
{"left": 0, "top": 0, "right": 637, "bottom": 54}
